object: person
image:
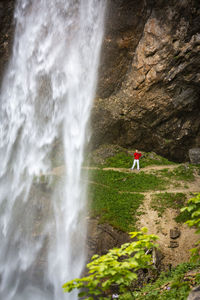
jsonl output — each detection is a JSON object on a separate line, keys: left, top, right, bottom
{"left": 131, "top": 149, "right": 142, "bottom": 171}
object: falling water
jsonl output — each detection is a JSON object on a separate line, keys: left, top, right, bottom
{"left": 0, "top": 0, "right": 106, "bottom": 299}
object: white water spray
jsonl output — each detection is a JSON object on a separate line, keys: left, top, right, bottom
{"left": 0, "top": 1, "right": 106, "bottom": 299}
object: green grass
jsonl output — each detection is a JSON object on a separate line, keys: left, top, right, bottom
{"left": 103, "top": 152, "right": 133, "bottom": 168}
{"left": 89, "top": 169, "right": 167, "bottom": 192}
{"left": 89, "top": 184, "right": 144, "bottom": 231}
{"left": 158, "top": 165, "right": 195, "bottom": 181}
{"left": 102, "top": 151, "right": 175, "bottom": 169}
{"left": 87, "top": 148, "right": 175, "bottom": 169}
{"left": 88, "top": 168, "right": 168, "bottom": 231}
{"left": 140, "top": 154, "right": 176, "bottom": 168}
{"left": 131, "top": 262, "right": 200, "bottom": 300}
{"left": 150, "top": 192, "right": 187, "bottom": 217}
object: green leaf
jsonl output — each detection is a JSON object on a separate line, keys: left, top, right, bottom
{"left": 63, "top": 229, "right": 159, "bottom": 298}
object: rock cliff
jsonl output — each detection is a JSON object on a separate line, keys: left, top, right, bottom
{"left": 0, "top": 0, "right": 15, "bottom": 84}
{"left": 0, "top": 0, "right": 200, "bottom": 161}
{"left": 93, "top": 0, "right": 200, "bottom": 162}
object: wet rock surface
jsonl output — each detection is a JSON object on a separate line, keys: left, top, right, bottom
{"left": 86, "top": 218, "right": 130, "bottom": 260}
{"left": 189, "top": 148, "right": 200, "bottom": 164}
{"left": 0, "top": 1, "right": 200, "bottom": 162}
{"left": 92, "top": 0, "right": 200, "bottom": 162}
{"left": 0, "top": 0, "right": 15, "bottom": 84}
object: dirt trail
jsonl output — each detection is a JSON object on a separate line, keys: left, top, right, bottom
{"left": 136, "top": 173, "right": 200, "bottom": 266}
{"left": 50, "top": 164, "right": 180, "bottom": 175}
{"left": 50, "top": 163, "right": 200, "bottom": 266}
{"left": 137, "top": 192, "right": 199, "bottom": 266}
{"left": 102, "top": 164, "right": 179, "bottom": 173}
{"left": 97, "top": 164, "right": 200, "bottom": 266}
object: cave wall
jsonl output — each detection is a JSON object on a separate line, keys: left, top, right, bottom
{"left": 93, "top": 0, "right": 200, "bottom": 162}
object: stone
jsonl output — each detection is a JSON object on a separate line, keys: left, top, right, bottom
{"left": 86, "top": 218, "right": 130, "bottom": 261}
{"left": 189, "top": 148, "right": 200, "bottom": 164}
{"left": 91, "top": 0, "right": 200, "bottom": 162}
{"left": 169, "top": 241, "right": 179, "bottom": 248}
{"left": 0, "top": 0, "right": 15, "bottom": 82}
{"left": 170, "top": 227, "right": 181, "bottom": 239}
{"left": 187, "top": 285, "right": 200, "bottom": 300}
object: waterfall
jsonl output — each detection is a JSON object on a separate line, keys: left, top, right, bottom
{"left": 0, "top": 0, "right": 106, "bottom": 299}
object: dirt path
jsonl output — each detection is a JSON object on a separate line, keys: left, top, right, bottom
{"left": 50, "top": 163, "right": 200, "bottom": 266}
{"left": 102, "top": 164, "right": 179, "bottom": 173}
{"left": 50, "top": 164, "right": 181, "bottom": 176}
{"left": 136, "top": 173, "right": 200, "bottom": 266}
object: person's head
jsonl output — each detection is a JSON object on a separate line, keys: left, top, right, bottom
{"left": 136, "top": 149, "right": 138, "bottom": 152}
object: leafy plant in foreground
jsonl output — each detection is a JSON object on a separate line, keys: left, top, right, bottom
{"left": 181, "top": 193, "right": 200, "bottom": 262}
{"left": 63, "top": 228, "right": 158, "bottom": 299}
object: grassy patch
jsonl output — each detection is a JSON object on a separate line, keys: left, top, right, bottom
{"left": 89, "top": 184, "right": 144, "bottom": 231}
{"left": 102, "top": 151, "right": 175, "bottom": 169}
{"left": 87, "top": 145, "right": 176, "bottom": 169}
{"left": 175, "top": 209, "right": 191, "bottom": 223}
{"left": 104, "top": 151, "right": 132, "bottom": 168}
{"left": 139, "top": 153, "right": 176, "bottom": 168}
{"left": 158, "top": 165, "right": 195, "bottom": 181}
{"left": 150, "top": 192, "right": 187, "bottom": 217}
{"left": 88, "top": 167, "right": 168, "bottom": 231}
{"left": 89, "top": 169, "right": 167, "bottom": 192}
{"left": 132, "top": 262, "right": 200, "bottom": 300}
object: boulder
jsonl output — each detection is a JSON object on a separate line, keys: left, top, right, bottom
{"left": 86, "top": 218, "right": 130, "bottom": 261}
{"left": 189, "top": 148, "right": 200, "bottom": 164}
{"left": 187, "top": 285, "right": 200, "bottom": 300}
{"left": 170, "top": 227, "right": 181, "bottom": 239}
{"left": 169, "top": 240, "right": 179, "bottom": 248}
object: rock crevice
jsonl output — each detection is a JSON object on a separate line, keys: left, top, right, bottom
{"left": 93, "top": 0, "right": 200, "bottom": 162}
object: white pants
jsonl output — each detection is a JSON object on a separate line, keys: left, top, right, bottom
{"left": 132, "top": 159, "right": 140, "bottom": 170}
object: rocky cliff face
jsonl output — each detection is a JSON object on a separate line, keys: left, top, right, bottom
{"left": 93, "top": 0, "right": 200, "bottom": 162}
{"left": 0, "top": 0, "right": 199, "bottom": 162}
{"left": 0, "top": 0, "right": 15, "bottom": 84}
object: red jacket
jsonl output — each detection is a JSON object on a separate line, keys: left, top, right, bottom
{"left": 134, "top": 152, "right": 141, "bottom": 160}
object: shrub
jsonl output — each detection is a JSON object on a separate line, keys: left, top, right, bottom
{"left": 181, "top": 193, "right": 200, "bottom": 261}
{"left": 63, "top": 228, "right": 158, "bottom": 299}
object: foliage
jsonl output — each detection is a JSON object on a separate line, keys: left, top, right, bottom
{"left": 181, "top": 193, "right": 200, "bottom": 262}
{"left": 150, "top": 192, "right": 186, "bottom": 217}
{"left": 90, "top": 169, "right": 167, "bottom": 192}
{"left": 63, "top": 228, "right": 158, "bottom": 299}
{"left": 89, "top": 184, "right": 144, "bottom": 231}
{"left": 132, "top": 262, "right": 200, "bottom": 300}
